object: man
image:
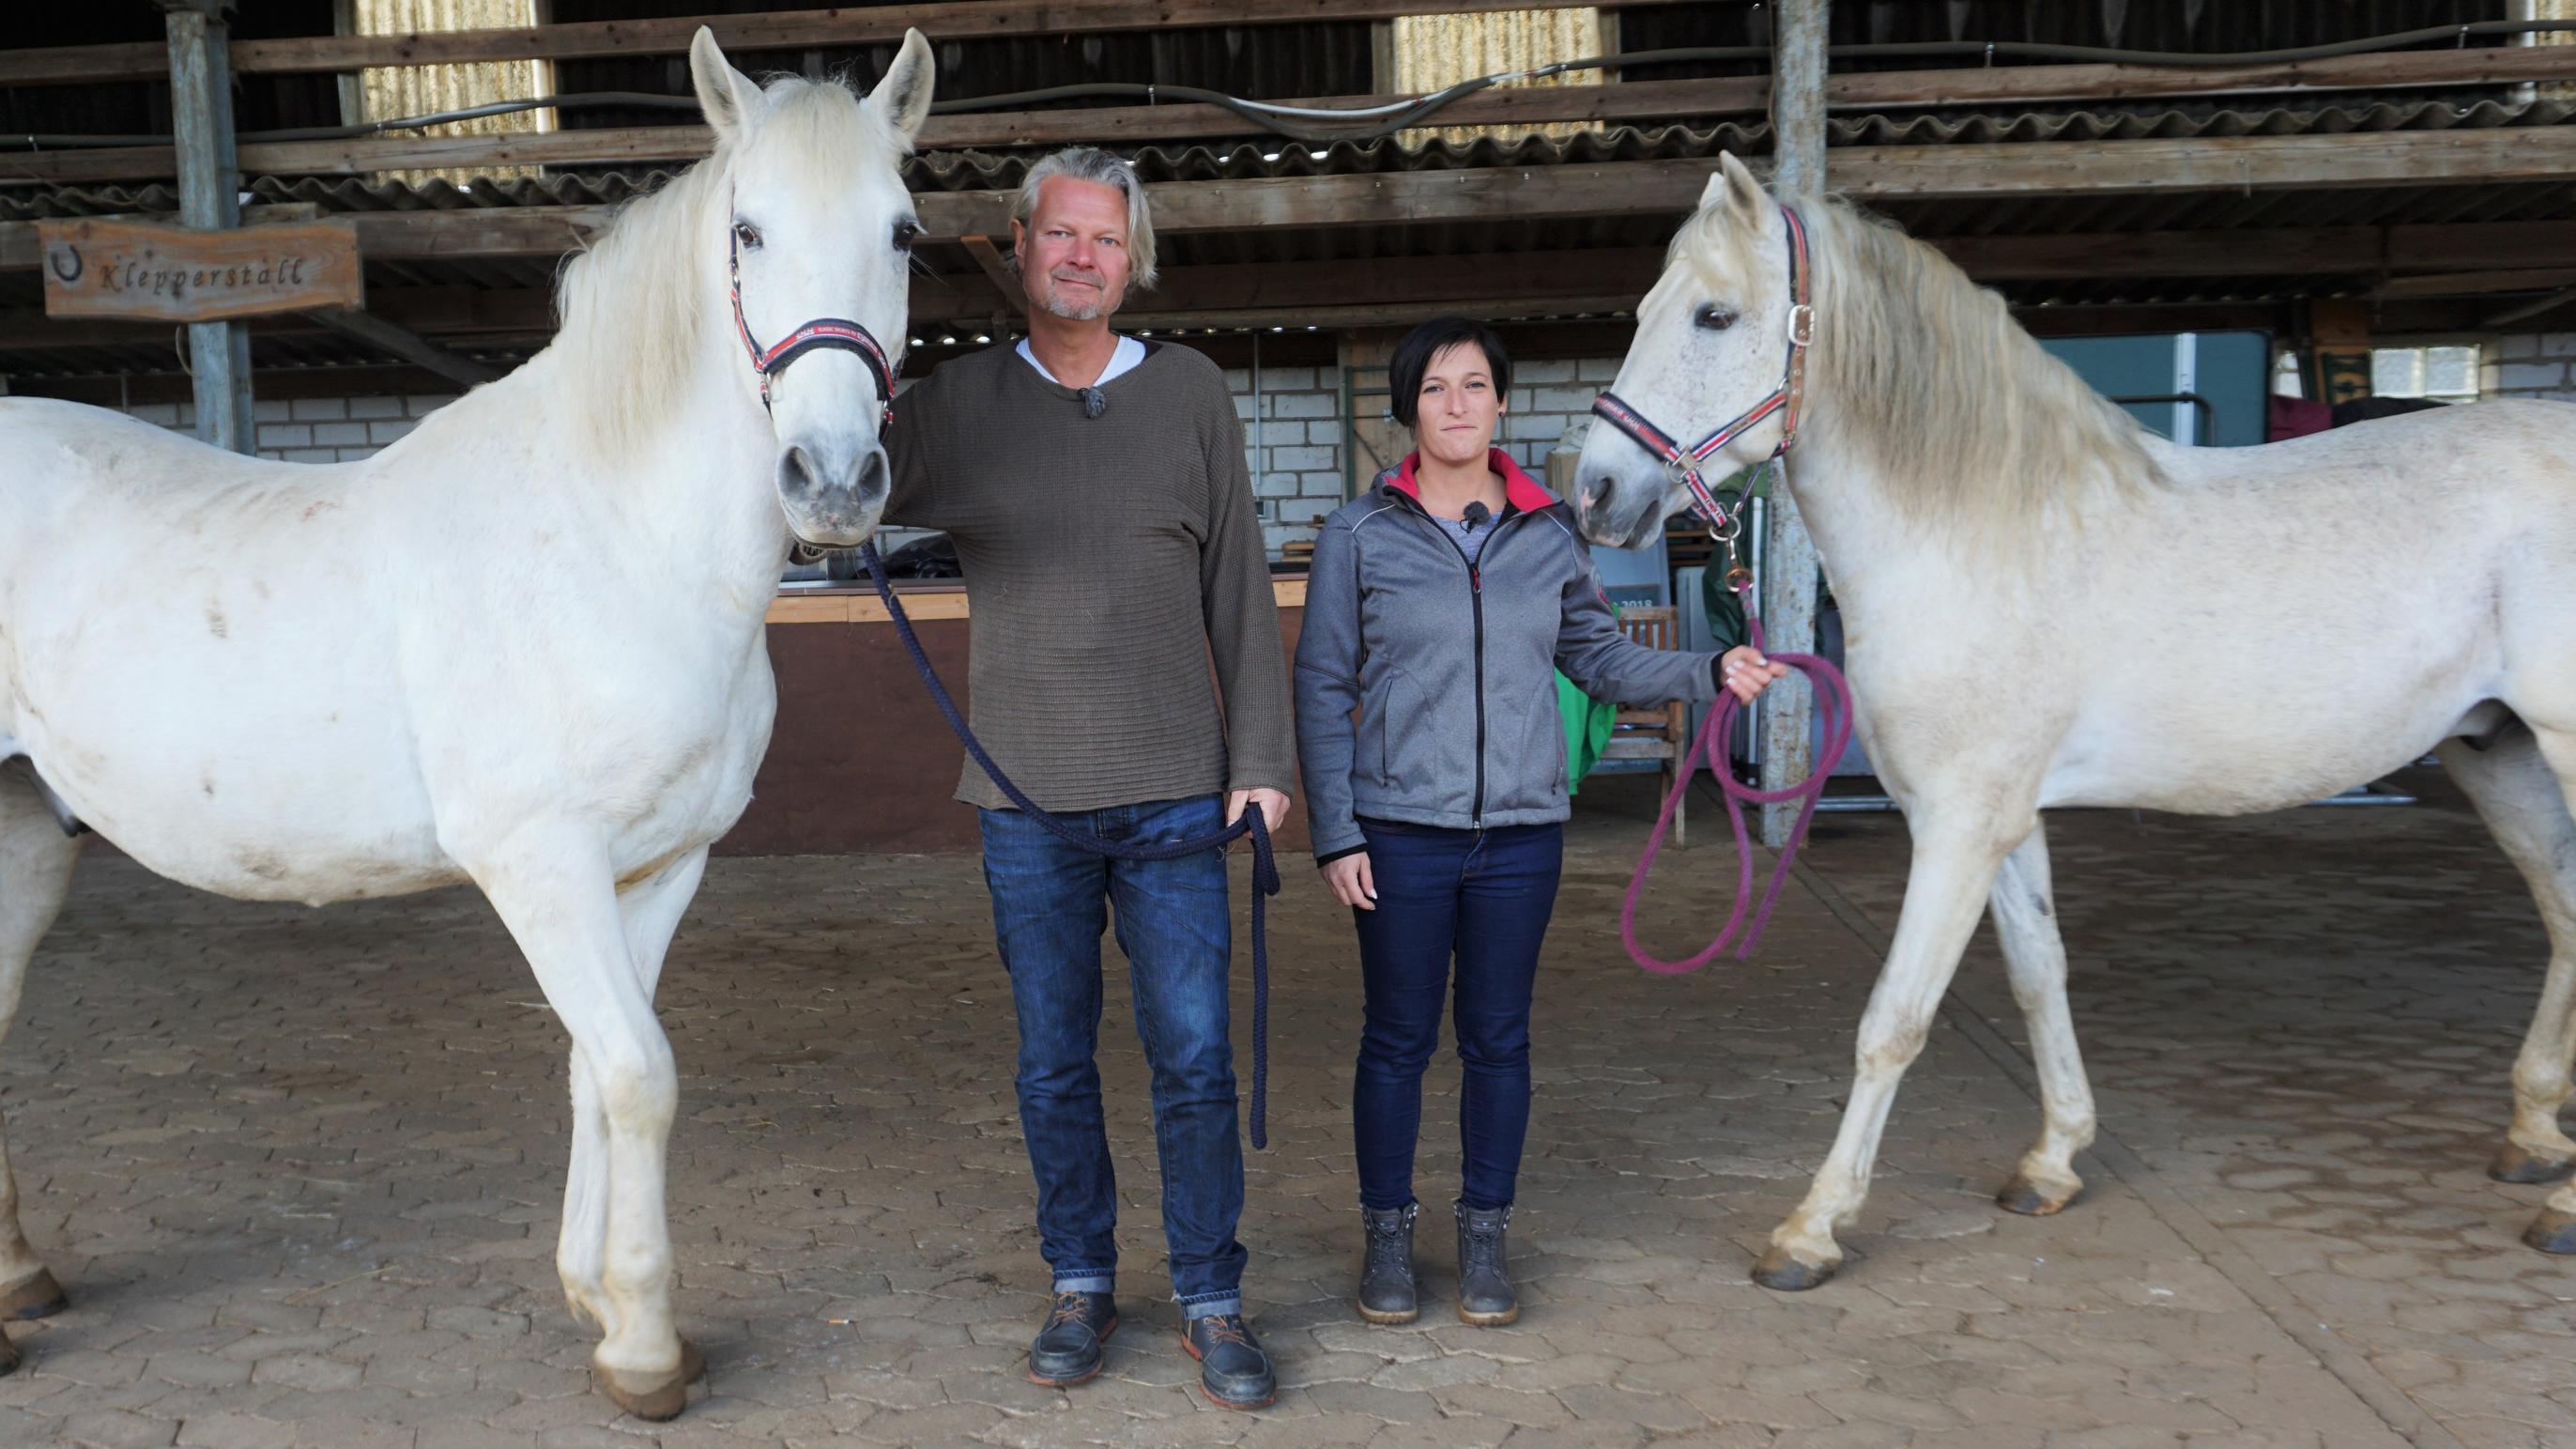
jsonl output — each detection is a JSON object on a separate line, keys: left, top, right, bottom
{"left": 882, "top": 146, "right": 1294, "bottom": 1410}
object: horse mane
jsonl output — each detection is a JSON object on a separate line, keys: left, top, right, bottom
{"left": 544, "top": 75, "right": 905, "bottom": 458}
{"left": 1674, "top": 192, "right": 2166, "bottom": 527}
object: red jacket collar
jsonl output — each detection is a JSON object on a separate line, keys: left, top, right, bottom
{"left": 1388, "top": 449, "right": 1556, "bottom": 516}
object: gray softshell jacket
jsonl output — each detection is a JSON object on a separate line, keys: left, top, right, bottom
{"left": 1294, "top": 451, "right": 1724, "bottom": 863}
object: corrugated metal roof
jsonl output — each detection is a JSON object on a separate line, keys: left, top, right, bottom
{"left": 8, "top": 95, "right": 2568, "bottom": 225}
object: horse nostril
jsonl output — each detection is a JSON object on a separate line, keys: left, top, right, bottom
{"left": 779, "top": 444, "right": 820, "bottom": 498}
{"left": 854, "top": 446, "right": 889, "bottom": 503}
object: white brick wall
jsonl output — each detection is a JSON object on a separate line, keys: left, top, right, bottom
{"left": 2493, "top": 333, "right": 2576, "bottom": 401}
{"left": 1229, "top": 362, "right": 1349, "bottom": 560}
{"left": 119, "top": 391, "right": 461, "bottom": 462}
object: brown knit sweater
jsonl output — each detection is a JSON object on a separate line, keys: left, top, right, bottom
{"left": 883, "top": 341, "right": 1296, "bottom": 813}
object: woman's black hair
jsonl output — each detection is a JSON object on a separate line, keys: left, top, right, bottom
{"left": 1388, "top": 316, "right": 1512, "bottom": 428}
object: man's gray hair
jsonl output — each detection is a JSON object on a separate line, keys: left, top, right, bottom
{"left": 1010, "top": 146, "right": 1158, "bottom": 291}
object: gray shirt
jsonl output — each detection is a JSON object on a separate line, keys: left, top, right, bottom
{"left": 1433, "top": 513, "right": 1490, "bottom": 563}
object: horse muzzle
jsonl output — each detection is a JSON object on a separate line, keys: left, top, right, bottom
{"left": 1569, "top": 446, "right": 1670, "bottom": 550}
{"left": 776, "top": 436, "right": 889, "bottom": 550}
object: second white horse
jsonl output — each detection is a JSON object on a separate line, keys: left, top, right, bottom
{"left": 1579, "top": 154, "right": 2576, "bottom": 1291}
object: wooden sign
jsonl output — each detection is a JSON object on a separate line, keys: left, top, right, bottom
{"left": 37, "top": 218, "right": 361, "bottom": 323}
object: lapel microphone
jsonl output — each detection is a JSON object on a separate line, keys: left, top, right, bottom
{"left": 1462, "top": 501, "right": 1492, "bottom": 532}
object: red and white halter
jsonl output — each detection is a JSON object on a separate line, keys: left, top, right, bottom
{"left": 1588, "top": 204, "right": 1814, "bottom": 544}
{"left": 727, "top": 191, "right": 901, "bottom": 428}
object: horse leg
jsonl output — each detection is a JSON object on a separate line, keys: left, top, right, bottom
{"left": 463, "top": 825, "right": 698, "bottom": 1420}
{"left": 558, "top": 849, "right": 708, "bottom": 1335}
{"left": 1755, "top": 806, "right": 2026, "bottom": 1290}
{"left": 1986, "top": 825, "right": 2096, "bottom": 1216}
{"left": 2440, "top": 732, "right": 2576, "bottom": 1188}
{"left": 0, "top": 765, "right": 83, "bottom": 1347}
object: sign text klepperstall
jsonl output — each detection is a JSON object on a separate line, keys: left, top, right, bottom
{"left": 37, "top": 219, "right": 362, "bottom": 322}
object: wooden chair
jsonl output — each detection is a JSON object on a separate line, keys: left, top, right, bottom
{"left": 1597, "top": 605, "right": 1693, "bottom": 846}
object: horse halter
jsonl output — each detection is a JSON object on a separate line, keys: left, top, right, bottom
{"left": 1589, "top": 204, "right": 1814, "bottom": 550}
{"left": 727, "top": 189, "right": 900, "bottom": 428}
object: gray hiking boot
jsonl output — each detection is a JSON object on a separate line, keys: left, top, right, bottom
{"left": 1357, "top": 1203, "right": 1419, "bottom": 1324}
{"left": 1455, "top": 1202, "right": 1519, "bottom": 1326}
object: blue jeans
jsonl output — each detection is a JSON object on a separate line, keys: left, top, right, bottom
{"left": 1350, "top": 819, "right": 1564, "bottom": 1213}
{"left": 978, "top": 794, "right": 1247, "bottom": 1318}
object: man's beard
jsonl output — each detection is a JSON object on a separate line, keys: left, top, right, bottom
{"left": 1036, "top": 270, "right": 1120, "bottom": 321}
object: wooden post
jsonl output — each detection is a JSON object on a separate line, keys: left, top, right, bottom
{"left": 1338, "top": 328, "right": 1407, "bottom": 498}
{"left": 2306, "top": 298, "right": 2374, "bottom": 407}
{"left": 160, "top": 0, "right": 255, "bottom": 453}
{"left": 1756, "top": 0, "right": 1828, "bottom": 846}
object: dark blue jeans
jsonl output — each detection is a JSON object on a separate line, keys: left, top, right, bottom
{"left": 1350, "top": 818, "right": 1564, "bottom": 1213}
{"left": 978, "top": 794, "right": 1247, "bottom": 1318}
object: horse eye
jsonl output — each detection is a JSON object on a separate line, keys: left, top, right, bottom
{"left": 1695, "top": 304, "right": 1737, "bottom": 331}
{"left": 893, "top": 219, "right": 921, "bottom": 251}
{"left": 732, "top": 221, "right": 762, "bottom": 251}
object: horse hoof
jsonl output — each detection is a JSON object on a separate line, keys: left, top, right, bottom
{"left": 599, "top": 1338, "right": 706, "bottom": 1422}
{"left": 0, "top": 1269, "right": 67, "bottom": 1321}
{"left": 1996, "top": 1174, "right": 2082, "bottom": 1217}
{"left": 2490, "top": 1144, "right": 2576, "bottom": 1186}
{"left": 2522, "top": 1210, "right": 2576, "bottom": 1256}
{"left": 1751, "top": 1246, "right": 1839, "bottom": 1292}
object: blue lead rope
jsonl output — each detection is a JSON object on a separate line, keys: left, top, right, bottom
{"left": 857, "top": 543, "right": 1279, "bottom": 1149}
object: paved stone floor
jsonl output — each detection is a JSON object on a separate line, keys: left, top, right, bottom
{"left": 2, "top": 768, "right": 2572, "bottom": 1446}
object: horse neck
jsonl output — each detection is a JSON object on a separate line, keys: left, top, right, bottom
{"left": 499, "top": 323, "right": 787, "bottom": 608}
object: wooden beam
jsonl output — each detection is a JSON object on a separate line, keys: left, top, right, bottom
{"left": 3, "top": 366, "right": 467, "bottom": 407}
{"left": 880, "top": 131, "right": 2576, "bottom": 237}
{"left": 958, "top": 236, "right": 1020, "bottom": 307}
{"left": 2008, "top": 301, "right": 2293, "bottom": 339}
{"left": 920, "top": 246, "right": 1672, "bottom": 320}
{"left": 2370, "top": 266, "right": 2576, "bottom": 299}
{"left": 1116, "top": 294, "right": 1642, "bottom": 332}
{"left": 1835, "top": 126, "right": 2576, "bottom": 198}
{"left": 0, "top": 0, "right": 1703, "bottom": 87}
{"left": 1817, "top": 43, "right": 2576, "bottom": 111}
{"left": 4, "top": 162, "right": 2566, "bottom": 331}
{"left": 1937, "top": 221, "right": 2576, "bottom": 280}
{"left": 306, "top": 306, "right": 503, "bottom": 387}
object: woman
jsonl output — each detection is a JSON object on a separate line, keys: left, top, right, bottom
{"left": 1294, "top": 317, "right": 1787, "bottom": 1327}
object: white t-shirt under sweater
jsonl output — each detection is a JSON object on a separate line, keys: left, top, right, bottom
{"left": 1016, "top": 334, "right": 1146, "bottom": 387}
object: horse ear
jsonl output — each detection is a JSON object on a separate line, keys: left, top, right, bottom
{"left": 1705, "top": 152, "right": 1771, "bottom": 226}
{"left": 867, "top": 28, "right": 938, "bottom": 145}
{"left": 691, "top": 27, "right": 760, "bottom": 145}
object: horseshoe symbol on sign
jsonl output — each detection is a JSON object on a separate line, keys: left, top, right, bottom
{"left": 44, "top": 244, "right": 82, "bottom": 285}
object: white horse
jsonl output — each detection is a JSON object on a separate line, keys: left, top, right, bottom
{"left": 0, "top": 28, "right": 930, "bottom": 1416}
{"left": 1577, "top": 152, "right": 2576, "bottom": 1292}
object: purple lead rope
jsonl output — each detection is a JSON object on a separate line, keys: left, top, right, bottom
{"left": 1620, "top": 589, "right": 1856, "bottom": 973}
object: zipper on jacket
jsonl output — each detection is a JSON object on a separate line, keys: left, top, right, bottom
{"left": 1389, "top": 488, "right": 1529, "bottom": 829}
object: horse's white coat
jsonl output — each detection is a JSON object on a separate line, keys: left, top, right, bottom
{"left": 1577, "top": 154, "right": 2576, "bottom": 1286}
{"left": 0, "top": 27, "right": 933, "bottom": 1410}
